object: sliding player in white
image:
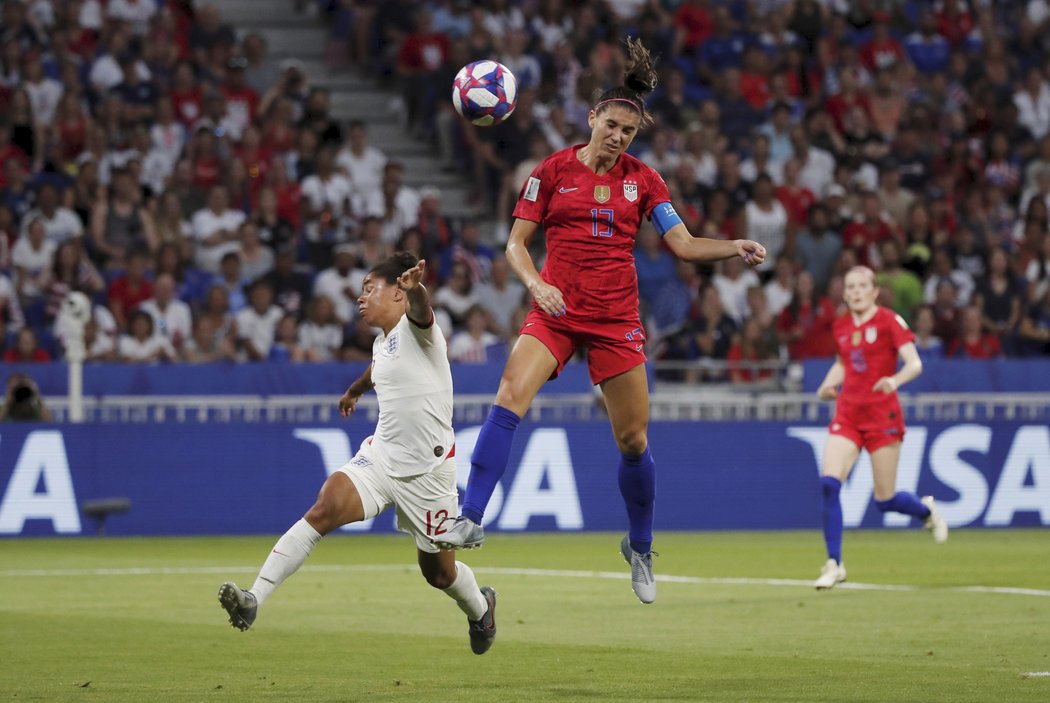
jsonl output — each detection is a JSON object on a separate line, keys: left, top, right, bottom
{"left": 218, "top": 253, "right": 497, "bottom": 654}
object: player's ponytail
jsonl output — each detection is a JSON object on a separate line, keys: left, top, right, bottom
{"left": 370, "top": 251, "right": 420, "bottom": 284}
{"left": 593, "top": 38, "right": 658, "bottom": 127}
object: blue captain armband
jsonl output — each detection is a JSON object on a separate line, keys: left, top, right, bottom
{"left": 650, "top": 202, "right": 683, "bottom": 236}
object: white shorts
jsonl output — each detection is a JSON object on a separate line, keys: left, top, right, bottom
{"left": 336, "top": 449, "right": 458, "bottom": 553}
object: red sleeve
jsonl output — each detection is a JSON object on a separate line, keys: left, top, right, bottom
{"left": 512, "top": 157, "right": 554, "bottom": 223}
{"left": 885, "top": 308, "right": 915, "bottom": 350}
{"left": 643, "top": 166, "right": 672, "bottom": 218}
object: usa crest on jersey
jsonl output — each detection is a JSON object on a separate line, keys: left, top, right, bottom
{"left": 624, "top": 179, "right": 638, "bottom": 202}
{"left": 865, "top": 327, "right": 877, "bottom": 344}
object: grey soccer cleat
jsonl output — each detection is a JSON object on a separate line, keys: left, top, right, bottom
{"left": 468, "top": 586, "right": 497, "bottom": 655}
{"left": 620, "top": 535, "right": 657, "bottom": 604}
{"left": 218, "top": 581, "right": 258, "bottom": 631}
{"left": 432, "top": 516, "right": 485, "bottom": 550}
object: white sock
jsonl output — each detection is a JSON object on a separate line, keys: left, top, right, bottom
{"left": 442, "top": 561, "right": 488, "bottom": 621}
{"left": 249, "top": 518, "right": 322, "bottom": 607}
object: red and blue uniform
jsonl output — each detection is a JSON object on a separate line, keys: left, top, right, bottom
{"left": 830, "top": 306, "right": 915, "bottom": 452}
{"left": 513, "top": 145, "right": 671, "bottom": 384}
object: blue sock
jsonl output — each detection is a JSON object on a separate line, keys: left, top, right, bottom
{"left": 461, "top": 405, "right": 520, "bottom": 524}
{"left": 874, "top": 492, "right": 931, "bottom": 519}
{"left": 820, "top": 476, "right": 843, "bottom": 564}
{"left": 618, "top": 446, "right": 656, "bottom": 554}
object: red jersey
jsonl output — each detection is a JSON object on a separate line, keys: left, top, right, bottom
{"left": 513, "top": 145, "right": 671, "bottom": 322}
{"left": 833, "top": 306, "right": 914, "bottom": 405}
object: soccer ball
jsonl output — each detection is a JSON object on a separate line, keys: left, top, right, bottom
{"left": 452, "top": 60, "right": 518, "bottom": 126}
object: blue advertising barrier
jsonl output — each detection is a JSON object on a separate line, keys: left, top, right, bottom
{"left": 1, "top": 420, "right": 1047, "bottom": 536}
{"left": 3, "top": 358, "right": 1050, "bottom": 396}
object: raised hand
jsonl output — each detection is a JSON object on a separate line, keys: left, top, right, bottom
{"left": 397, "top": 260, "right": 426, "bottom": 291}
{"left": 738, "top": 240, "right": 767, "bottom": 267}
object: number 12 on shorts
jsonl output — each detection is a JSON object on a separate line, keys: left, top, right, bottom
{"left": 591, "top": 208, "right": 614, "bottom": 237}
{"left": 425, "top": 509, "right": 449, "bottom": 536}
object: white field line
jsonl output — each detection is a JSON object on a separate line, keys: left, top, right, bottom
{"left": 1, "top": 563, "right": 1049, "bottom": 598}
{"left": 1022, "top": 672, "right": 1050, "bottom": 677}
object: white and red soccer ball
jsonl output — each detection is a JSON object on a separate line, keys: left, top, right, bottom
{"left": 452, "top": 60, "right": 518, "bottom": 126}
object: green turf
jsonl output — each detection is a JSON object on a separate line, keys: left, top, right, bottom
{"left": 2, "top": 531, "right": 1049, "bottom": 702}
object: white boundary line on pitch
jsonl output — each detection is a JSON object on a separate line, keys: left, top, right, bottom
{"left": 1, "top": 564, "right": 1049, "bottom": 598}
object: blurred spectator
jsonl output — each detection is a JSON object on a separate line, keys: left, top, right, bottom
{"left": 1019, "top": 287, "right": 1050, "bottom": 355}
{"left": 236, "top": 279, "right": 283, "bottom": 361}
{"left": 912, "top": 305, "right": 944, "bottom": 363}
{"left": 975, "top": 248, "right": 1023, "bottom": 343}
{"left": 264, "top": 243, "right": 313, "bottom": 318}
{"left": 795, "top": 203, "right": 841, "bottom": 291}
{"left": 12, "top": 217, "right": 56, "bottom": 303}
{"left": 237, "top": 221, "right": 275, "bottom": 282}
{"left": 336, "top": 119, "right": 387, "bottom": 198}
{"left": 650, "top": 260, "right": 701, "bottom": 342}
{"left": 298, "top": 295, "right": 342, "bottom": 361}
{"left": 736, "top": 173, "right": 788, "bottom": 272}
{"left": 948, "top": 306, "right": 1003, "bottom": 359}
{"left": 764, "top": 257, "right": 795, "bottom": 316}
{"left": 313, "top": 242, "right": 364, "bottom": 324}
{"left": 2, "top": 327, "right": 50, "bottom": 363}
{"left": 434, "top": 260, "right": 478, "bottom": 328}
{"left": 448, "top": 304, "right": 500, "bottom": 363}
{"left": 118, "top": 309, "right": 177, "bottom": 363}
{"left": 924, "top": 248, "right": 975, "bottom": 307}
{"left": 44, "top": 241, "right": 104, "bottom": 323}
{"left": 89, "top": 169, "right": 157, "bottom": 270}
{"left": 214, "top": 251, "right": 248, "bottom": 314}
{"left": 727, "top": 317, "right": 777, "bottom": 384}
{"left": 0, "top": 372, "right": 51, "bottom": 421}
{"left": 440, "top": 219, "right": 493, "bottom": 284}
{"left": 777, "top": 270, "right": 836, "bottom": 359}
{"left": 876, "top": 239, "right": 923, "bottom": 322}
{"left": 268, "top": 312, "right": 308, "bottom": 362}
{"left": 474, "top": 254, "right": 525, "bottom": 340}
{"left": 21, "top": 183, "right": 82, "bottom": 245}
{"left": 140, "top": 272, "right": 193, "bottom": 353}
{"left": 713, "top": 255, "right": 760, "bottom": 324}
{"left": 106, "top": 248, "right": 154, "bottom": 330}
{"left": 191, "top": 185, "right": 245, "bottom": 273}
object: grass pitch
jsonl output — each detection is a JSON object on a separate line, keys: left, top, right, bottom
{"left": 2, "top": 531, "right": 1049, "bottom": 702}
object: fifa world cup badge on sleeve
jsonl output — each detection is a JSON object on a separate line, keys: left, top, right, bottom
{"left": 623, "top": 180, "right": 638, "bottom": 202}
{"left": 594, "top": 185, "right": 610, "bottom": 203}
{"left": 524, "top": 177, "right": 540, "bottom": 202}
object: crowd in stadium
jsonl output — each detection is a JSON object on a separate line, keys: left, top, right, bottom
{"left": 2, "top": 0, "right": 1050, "bottom": 380}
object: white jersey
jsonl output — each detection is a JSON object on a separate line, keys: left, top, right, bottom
{"left": 367, "top": 313, "right": 455, "bottom": 478}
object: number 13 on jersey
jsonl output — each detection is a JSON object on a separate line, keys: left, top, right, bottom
{"left": 591, "top": 208, "right": 614, "bottom": 238}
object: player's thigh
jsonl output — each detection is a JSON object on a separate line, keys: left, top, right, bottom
{"left": 493, "top": 333, "right": 560, "bottom": 416}
{"left": 869, "top": 441, "right": 902, "bottom": 501}
{"left": 393, "top": 459, "right": 460, "bottom": 553}
{"left": 599, "top": 363, "right": 650, "bottom": 454}
{"left": 307, "top": 472, "right": 367, "bottom": 534}
{"left": 822, "top": 433, "right": 862, "bottom": 480}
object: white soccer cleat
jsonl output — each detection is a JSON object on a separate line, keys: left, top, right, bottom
{"left": 620, "top": 535, "right": 657, "bottom": 604}
{"left": 814, "top": 558, "right": 847, "bottom": 590}
{"left": 921, "top": 496, "right": 948, "bottom": 544}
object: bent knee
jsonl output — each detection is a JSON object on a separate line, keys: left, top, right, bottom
{"left": 422, "top": 564, "right": 457, "bottom": 590}
{"left": 304, "top": 502, "right": 341, "bottom": 535}
{"left": 615, "top": 430, "right": 649, "bottom": 457}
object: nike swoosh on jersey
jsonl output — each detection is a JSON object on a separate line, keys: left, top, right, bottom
{"left": 558, "top": 187, "right": 578, "bottom": 193}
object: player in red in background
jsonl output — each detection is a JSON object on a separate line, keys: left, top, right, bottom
{"left": 813, "top": 266, "right": 948, "bottom": 590}
{"left": 434, "top": 38, "right": 767, "bottom": 605}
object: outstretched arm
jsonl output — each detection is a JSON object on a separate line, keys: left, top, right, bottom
{"left": 398, "top": 260, "right": 433, "bottom": 326}
{"left": 663, "top": 224, "right": 767, "bottom": 266}
{"left": 339, "top": 364, "right": 374, "bottom": 416}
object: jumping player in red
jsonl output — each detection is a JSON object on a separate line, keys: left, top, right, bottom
{"left": 813, "top": 265, "right": 948, "bottom": 590}
{"left": 434, "top": 39, "right": 767, "bottom": 604}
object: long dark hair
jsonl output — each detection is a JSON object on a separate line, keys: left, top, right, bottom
{"left": 593, "top": 38, "right": 659, "bottom": 127}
